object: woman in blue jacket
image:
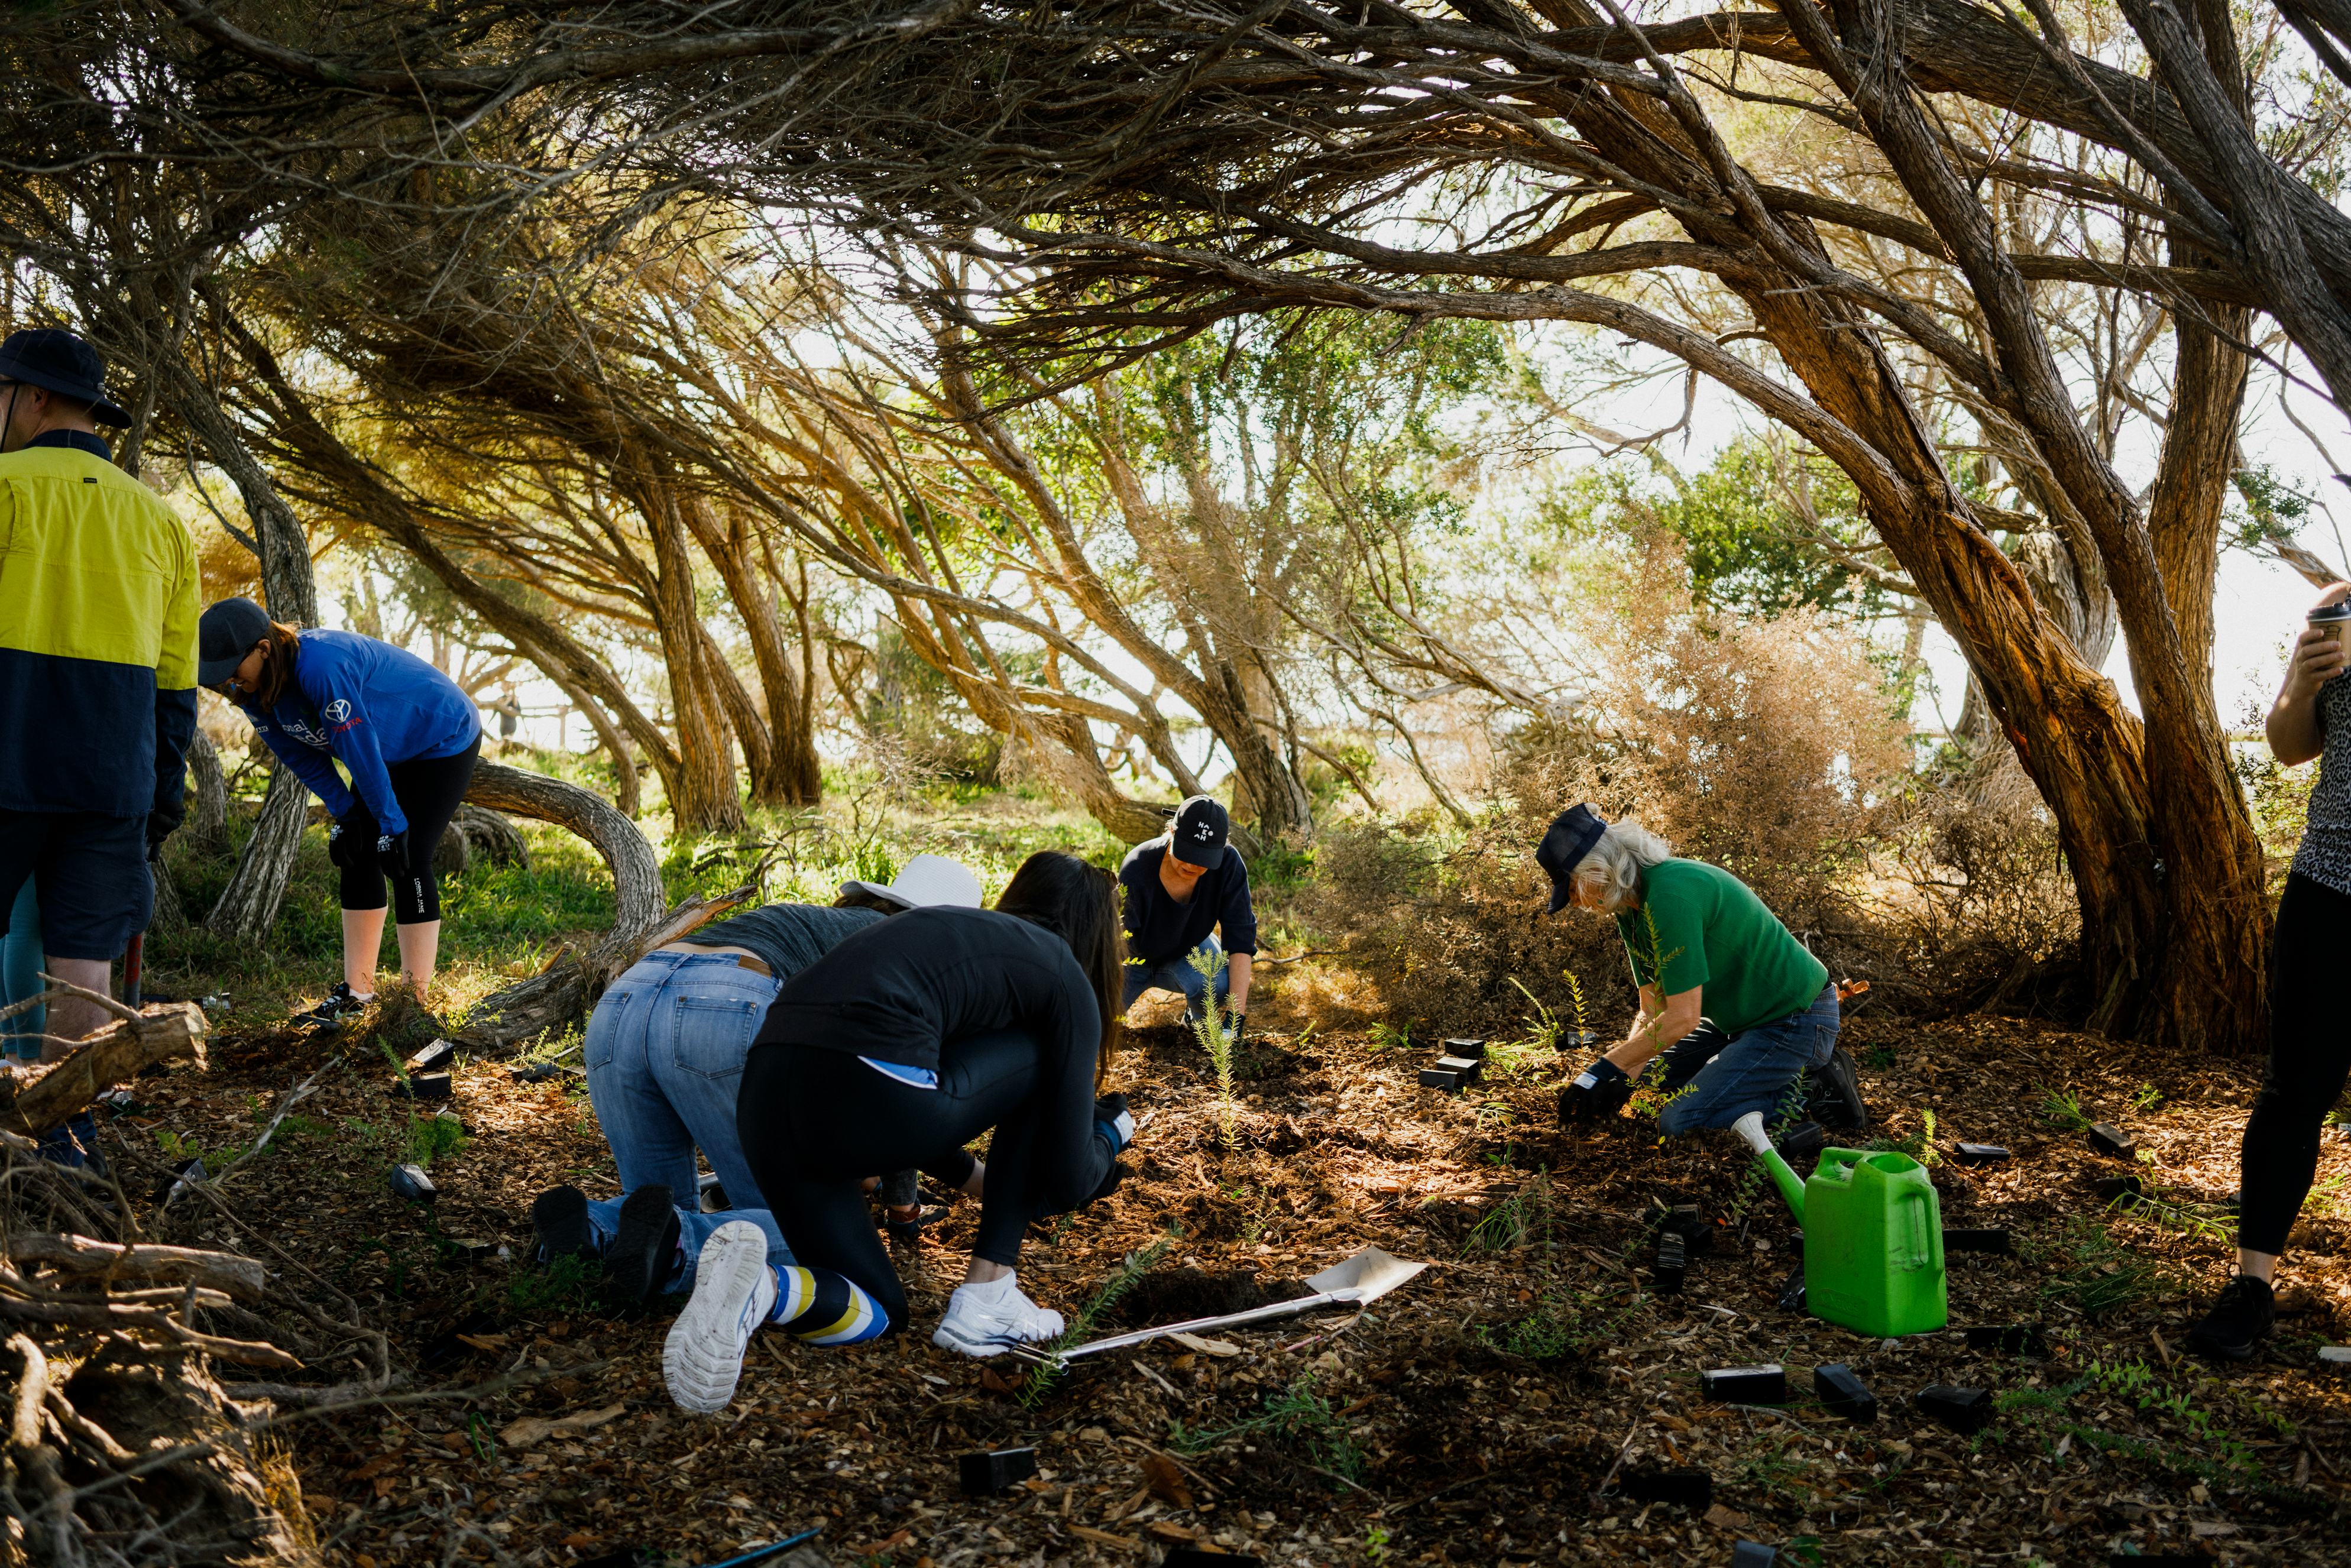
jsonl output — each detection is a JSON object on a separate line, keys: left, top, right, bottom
{"left": 197, "top": 598, "right": 482, "bottom": 1022}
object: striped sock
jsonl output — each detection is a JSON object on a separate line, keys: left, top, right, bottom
{"left": 768, "top": 1266, "right": 889, "bottom": 1345}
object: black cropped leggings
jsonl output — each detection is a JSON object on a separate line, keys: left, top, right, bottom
{"left": 339, "top": 737, "right": 481, "bottom": 924}
{"left": 2240, "top": 873, "right": 2351, "bottom": 1257}
{"left": 738, "top": 1028, "right": 1108, "bottom": 1333}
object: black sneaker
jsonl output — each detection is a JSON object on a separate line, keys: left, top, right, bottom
{"left": 605, "top": 1184, "right": 682, "bottom": 1303}
{"left": 1810, "top": 1045, "right": 1870, "bottom": 1129}
{"left": 2186, "top": 1275, "right": 2275, "bottom": 1362}
{"left": 291, "top": 982, "right": 373, "bottom": 1030}
{"left": 531, "top": 1185, "right": 595, "bottom": 1264}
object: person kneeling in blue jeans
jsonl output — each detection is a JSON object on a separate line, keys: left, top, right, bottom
{"left": 1118, "top": 796, "right": 1255, "bottom": 1038}
{"left": 1536, "top": 804, "right": 1862, "bottom": 1136}
{"left": 536, "top": 858, "right": 986, "bottom": 1300}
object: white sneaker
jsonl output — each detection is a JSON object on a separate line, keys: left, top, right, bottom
{"left": 931, "top": 1274, "right": 1066, "bottom": 1358}
{"left": 663, "top": 1221, "right": 775, "bottom": 1413}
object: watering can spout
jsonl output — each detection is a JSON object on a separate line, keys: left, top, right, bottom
{"left": 1733, "top": 1111, "right": 1808, "bottom": 1224}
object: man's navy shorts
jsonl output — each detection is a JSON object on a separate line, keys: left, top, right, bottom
{"left": 0, "top": 810, "right": 151, "bottom": 961}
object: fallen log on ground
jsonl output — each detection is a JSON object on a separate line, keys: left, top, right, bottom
{"left": 0, "top": 995, "right": 208, "bottom": 1137}
{"left": 9, "top": 1235, "right": 268, "bottom": 1302}
{"left": 458, "top": 763, "right": 753, "bottom": 1048}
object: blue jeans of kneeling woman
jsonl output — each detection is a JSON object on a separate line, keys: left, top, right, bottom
{"left": 1122, "top": 934, "right": 1231, "bottom": 1021}
{"left": 584, "top": 950, "right": 791, "bottom": 1288}
{"left": 1650, "top": 983, "right": 1840, "bottom": 1135}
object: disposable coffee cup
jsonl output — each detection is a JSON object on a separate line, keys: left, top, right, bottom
{"left": 2312, "top": 601, "right": 2351, "bottom": 660}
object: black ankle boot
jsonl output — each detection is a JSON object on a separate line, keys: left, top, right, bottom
{"left": 2185, "top": 1275, "right": 2275, "bottom": 1362}
{"left": 604, "top": 1185, "right": 681, "bottom": 1303}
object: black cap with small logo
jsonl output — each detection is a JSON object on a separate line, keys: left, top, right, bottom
{"left": 1169, "top": 795, "right": 1230, "bottom": 868}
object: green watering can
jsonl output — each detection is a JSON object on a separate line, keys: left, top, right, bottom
{"left": 1733, "top": 1111, "right": 1947, "bottom": 1338}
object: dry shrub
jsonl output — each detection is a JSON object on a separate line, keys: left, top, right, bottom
{"left": 1295, "top": 536, "right": 1912, "bottom": 1034}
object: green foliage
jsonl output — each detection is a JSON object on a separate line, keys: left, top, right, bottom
{"left": 405, "top": 1112, "right": 469, "bottom": 1167}
{"left": 2020, "top": 1216, "right": 2182, "bottom": 1317}
{"left": 1168, "top": 1372, "right": 1366, "bottom": 1485}
{"left": 1868, "top": 1107, "right": 1939, "bottom": 1166}
{"left": 1537, "top": 439, "right": 1886, "bottom": 621}
{"left": 1187, "top": 945, "right": 1240, "bottom": 1150}
{"left": 507, "top": 1252, "right": 600, "bottom": 1318}
{"left": 1019, "top": 1230, "right": 1178, "bottom": 1408}
{"left": 2037, "top": 1087, "right": 2093, "bottom": 1133}
{"left": 1366, "top": 1020, "right": 1414, "bottom": 1054}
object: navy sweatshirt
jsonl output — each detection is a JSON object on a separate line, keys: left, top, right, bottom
{"left": 1118, "top": 840, "right": 1257, "bottom": 964}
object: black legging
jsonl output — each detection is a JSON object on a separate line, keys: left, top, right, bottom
{"left": 2240, "top": 873, "right": 2351, "bottom": 1256}
{"left": 737, "top": 1028, "right": 1112, "bottom": 1333}
{"left": 339, "top": 737, "right": 481, "bottom": 923}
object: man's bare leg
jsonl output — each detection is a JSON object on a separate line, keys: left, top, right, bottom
{"left": 41, "top": 955, "right": 112, "bottom": 1062}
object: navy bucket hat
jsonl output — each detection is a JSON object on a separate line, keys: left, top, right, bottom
{"left": 0, "top": 328, "right": 130, "bottom": 427}
{"left": 1535, "top": 804, "right": 1610, "bottom": 913}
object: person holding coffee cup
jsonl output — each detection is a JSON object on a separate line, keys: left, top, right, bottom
{"left": 2187, "top": 582, "right": 2350, "bottom": 1361}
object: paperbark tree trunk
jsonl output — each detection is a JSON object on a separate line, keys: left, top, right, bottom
{"left": 202, "top": 763, "right": 308, "bottom": 940}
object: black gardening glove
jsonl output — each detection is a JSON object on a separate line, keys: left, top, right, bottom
{"left": 1094, "top": 1091, "right": 1135, "bottom": 1153}
{"left": 1558, "top": 1057, "right": 1633, "bottom": 1125}
{"left": 375, "top": 829, "right": 412, "bottom": 877}
{"left": 326, "top": 818, "right": 361, "bottom": 870}
{"left": 145, "top": 811, "right": 176, "bottom": 858}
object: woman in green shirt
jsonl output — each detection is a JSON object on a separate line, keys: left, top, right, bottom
{"left": 1536, "top": 805, "right": 1860, "bottom": 1134}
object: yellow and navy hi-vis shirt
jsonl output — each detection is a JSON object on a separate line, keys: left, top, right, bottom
{"left": 0, "top": 433, "right": 200, "bottom": 824}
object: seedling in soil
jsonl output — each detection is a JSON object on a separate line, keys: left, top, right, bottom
{"left": 1916, "top": 1384, "right": 1993, "bottom": 1434}
{"left": 1186, "top": 945, "right": 1240, "bottom": 1149}
{"left": 957, "top": 1447, "right": 1037, "bottom": 1495}
{"left": 2037, "top": 1087, "right": 2093, "bottom": 1133}
{"left": 1016, "top": 1227, "right": 1177, "bottom": 1407}
{"left": 1813, "top": 1363, "right": 1876, "bottom": 1421}
{"left": 1701, "top": 1365, "right": 1786, "bottom": 1405}
{"left": 1366, "top": 1020, "right": 1413, "bottom": 1054}
{"left": 1967, "top": 1323, "right": 2052, "bottom": 1357}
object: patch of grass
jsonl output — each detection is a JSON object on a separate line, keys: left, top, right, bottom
{"left": 156, "top": 1126, "right": 248, "bottom": 1171}
{"left": 404, "top": 1112, "right": 469, "bottom": 1167}
{"left": 2020, "top": 1215, "right": 2181, "bottom": 1317}
{"left": 1365, "top": 1020, "right": 1414, "bottom": 1054}
{"left": 1859, "top": 1043, "right": 1896, "bottom": 1069}
{"left": 1168, "top": 1373, "right": 1365, "bottom": 1485}
{"left": 2038, "top": 1087, "right": 2093, "bottom": 1133}
{"left": 506, "top": 1251, "right": 601, "bottom": 1318}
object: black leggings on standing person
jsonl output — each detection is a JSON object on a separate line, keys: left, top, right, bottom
{"left": 338, "top": 737, "right": 481, "bottom": 923}
{"left": 737, "top": 1028, "right": 1113, "bottom": 1333}
{"left": 2239, "top": 873, "right": 2351, "bottom": 1258}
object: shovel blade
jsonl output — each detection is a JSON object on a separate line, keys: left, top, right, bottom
{"left": 1306, "top": 1246, "right": 1428, "bottom": 1303}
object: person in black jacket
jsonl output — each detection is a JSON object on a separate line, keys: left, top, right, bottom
{"left": 662, "top": 851, "right": 1132, "bottom": 1413}
{"left": 1119, "top": 796, "right": 1255, "bottom": 1039}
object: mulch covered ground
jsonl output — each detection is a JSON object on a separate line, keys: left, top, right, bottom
{"left": 92, "top": 999, "right": 2351, "bottom": 1567}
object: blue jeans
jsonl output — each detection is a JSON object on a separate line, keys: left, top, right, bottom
{"left": 1652, "top": 984, "right": 1840, "bottom": 1136}
{"left": 584, "top": 951, "right": 791, "bottom": 1287}
{"left": 1122, "top": 936, "right": 1230, "bottom": 1021}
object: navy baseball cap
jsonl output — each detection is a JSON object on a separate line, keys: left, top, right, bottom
{"left": 197, "top": 597, "right": 274, "bottom": 688}
{"left": 0, "top": 328, "right": 129, "bottom": 427}
{"left": 1169, "top": 795, "right": 1230, "bottom": 867}
{"left": 1535, "top": 804, "right": 1610, "bottom": 913}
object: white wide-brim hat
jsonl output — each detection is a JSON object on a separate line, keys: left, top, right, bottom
{"left": 841, "top": 853, "right": 984, "bottom": 911}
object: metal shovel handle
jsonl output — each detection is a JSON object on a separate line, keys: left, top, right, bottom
{"left": 1053, "top": 1289, "right": 1349, "bottom": 1363}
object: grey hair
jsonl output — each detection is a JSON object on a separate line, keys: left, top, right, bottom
{"left": 1570, "top": 819, "right": 1676, "bottom": 910}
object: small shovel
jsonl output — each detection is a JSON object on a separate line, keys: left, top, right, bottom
{"left": 1015, "top": 1246, "right": 1428, "bottom": 1366}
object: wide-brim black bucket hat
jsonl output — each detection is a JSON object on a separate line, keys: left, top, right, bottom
{"left": 0, "top": 328, "right": 130, "bottom": 427}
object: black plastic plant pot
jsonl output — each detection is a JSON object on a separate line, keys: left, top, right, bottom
{"left": 1654, "top": 1234, "right": 1688, "bottom": 1294}
{"left": 1730, "top": 1544, "right": 1778, "bottom": 1567}
{"left": 1162, "top": 1552, "right": 1264, "bottom": 1568}
{"left": 574, "top": 1551, "right": 656, "bottom": 1568}
{"left": 388, "top": 1162, "right": 438, "bottom": 1202}
{"left": 150, "top": 1158, "right": 206, "bottom": 1204}
{"left": 1701, "top": 1365, "right": 1786, "bottom": 1405}
{"left": 958, "top": 1447, "right": 1038, "bottom": 1495}
{"left": 2101, "top": 1557, "right": 2205, "bottom": 1567}
{"left": 1419, "top": 1063, "right": 1474, "bottom": 1092}
{"left": 1965, "top": 1324, "right": 2051, "bottom": 1358}
{"left": 1774, "top": 1120, "right": 1828, "bottom": 1159}
{"left": 1647, "top": 1198, "right": 1712, "bottom": 1253}
{"left": 1952, "top": 1143, "right": 2010, "bottom": 1167}
{"left": 1775, "top": 1264, "right": 1807, "bottom": 1314}
{"left": 2094, "top": 1174, "right": 2146, "bottom": 1204}
{"left": 1440, "top": 1038, "right": 1488, "bottom": 1061}
{"left": 1813, "top": 1363, "right": 1877, "bottom": 1421}
{"left": 1618, "top": 1466, "right": 1712, "bottom": 1509}
{"left": 406, "top": 1037, "right": 458, "bottom": 1074}
{"left": 2087, "top": 1122, "right": 2136, "bottom": 1159}
{"left": 1943, "top": 1227, "right": 2011, "bottom": 1255}
{"left": 1915, "top": 1385, "right": 1993, "bottom": 1434}
{"left": 399, "top": 1071, "right": 454, "bottom": 1102}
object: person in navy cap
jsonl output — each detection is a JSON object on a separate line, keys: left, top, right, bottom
{"left": 1117, "top": 795, "right": 1257, "bottom": 1041}
{"left": 0, "top": 328, "right": 199, "bottom": 1058}
{"left": 197, "top": 597, "right": 481, "bottom": 1024}
{"left": 1537, "top": 804, "right": 1863, "bottom": 1136}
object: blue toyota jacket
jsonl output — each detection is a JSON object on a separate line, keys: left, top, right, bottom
{"left": 234, "top": 630, "right": 479, "bottom": 837}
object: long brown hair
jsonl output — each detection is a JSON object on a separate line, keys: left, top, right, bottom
{"left": 247, "top": 620, "right": 303, "bottom": 708}
{"left": 995, "top": 850, "right": 1123, "bottom": 1075}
